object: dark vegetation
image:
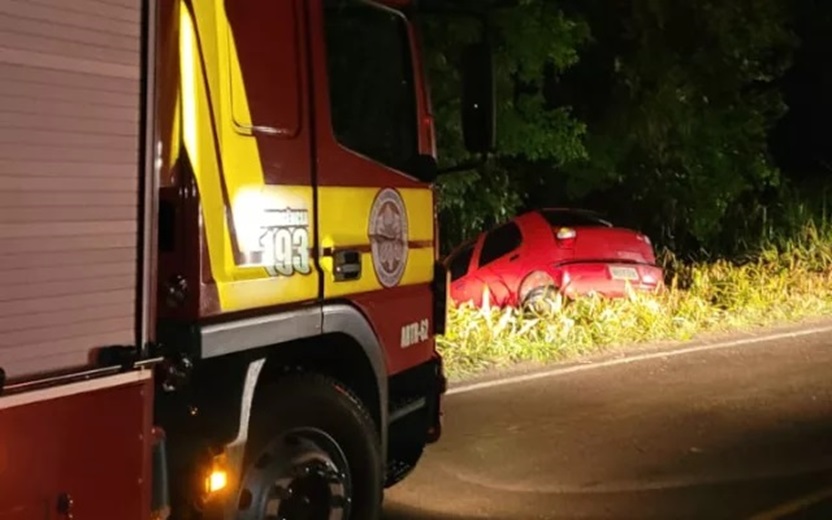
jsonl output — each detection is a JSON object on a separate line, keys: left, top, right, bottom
{"left": 419, "top": 0, "right": 832, "bottom": 260}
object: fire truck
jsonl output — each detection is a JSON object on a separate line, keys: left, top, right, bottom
{"left": 0, "top": 0, "right": 494, "bottom": 518}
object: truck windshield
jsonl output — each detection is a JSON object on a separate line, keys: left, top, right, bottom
{"left": 323, "top": 1, "right": 419, "bottom": 176}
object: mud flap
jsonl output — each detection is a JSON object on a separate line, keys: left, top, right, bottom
{"left": 426, "top": 353, "right": 447, "bottom": 445}
{"left": 152, "top": 427, "right": 171, "bottom": 520}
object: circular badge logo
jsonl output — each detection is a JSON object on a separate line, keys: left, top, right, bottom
{"left": 368, "top": 188, "right": 408, "bottom": 288}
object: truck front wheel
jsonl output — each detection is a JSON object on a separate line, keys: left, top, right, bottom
{"left": 236, "top": 374, "right": 383, "bottom": 520}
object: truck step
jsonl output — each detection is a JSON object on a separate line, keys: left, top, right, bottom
{"left": 386, "top": 458, "right": 416, "bottom": 486}
{"left": 388, "top": 396, "right": 427, "bottom": 424}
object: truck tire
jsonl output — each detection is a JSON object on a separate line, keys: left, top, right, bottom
{"left": 236, "top": 374, "right": 383, "bottom": 520}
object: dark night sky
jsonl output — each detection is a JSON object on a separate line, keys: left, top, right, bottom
{"left": 770, "top": 0, "right": 832, "bottom": 179}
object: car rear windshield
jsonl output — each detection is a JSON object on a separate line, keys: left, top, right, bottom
{"left": 448, "top": 243, "right": 475, "bottom": 281}
{"left": 540, "top": 210, "right": 611, "bottom": 228}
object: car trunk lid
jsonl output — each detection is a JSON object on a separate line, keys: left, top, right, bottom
{"left": 552, "top": 226, "right": 656, "bottom": 265}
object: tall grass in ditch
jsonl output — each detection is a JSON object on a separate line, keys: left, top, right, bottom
{"left": 438, "top": 220, "right": 832, "bottom": 380}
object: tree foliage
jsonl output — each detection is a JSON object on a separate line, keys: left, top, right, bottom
{"left": 422, "top": 0, "right": 800, "bottom": 256}
{"left": 418, "top": 1, "right": 590, "bottom": 251}
{"left": 555, "top": 0, "right": 796, "bottom": 252}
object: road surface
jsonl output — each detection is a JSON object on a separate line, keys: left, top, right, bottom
{"left": 383, "top": 322, "right": 832, "bottom": 519}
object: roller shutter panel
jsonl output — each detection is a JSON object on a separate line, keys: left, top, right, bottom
{"left": 0, "top": 0, "right": 144, "bottom": 380}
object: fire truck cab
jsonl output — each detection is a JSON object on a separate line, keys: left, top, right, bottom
{"left": 0, "top": 0, "right": 493, "bottom": 518}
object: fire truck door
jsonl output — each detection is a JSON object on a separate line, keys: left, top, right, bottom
{"left": 307, "top": 0, "right": 438, "bottom": 373}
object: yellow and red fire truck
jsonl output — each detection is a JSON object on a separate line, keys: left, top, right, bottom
{"left": 0, "top": 0, "right": 494, "bottom": 518}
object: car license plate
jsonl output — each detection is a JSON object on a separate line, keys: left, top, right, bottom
{"left": 609, "top": 266, "right": 639, "bottom": 281}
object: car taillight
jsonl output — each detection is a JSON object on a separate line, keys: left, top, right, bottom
{"left": 555, "top": 227, "right": 577, "bottom": 248}
{"left": 556, "top": 227, "right": 576, "bottom": 239}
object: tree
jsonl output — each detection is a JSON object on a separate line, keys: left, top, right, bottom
{"left": 418, "top": 1, "right": 590, "bottom": 252}
{"left": 422, "top": 0, "right": 796, "bottom": 257}
{"left": 544, "top": 0, "right": 797, "bottom": 253}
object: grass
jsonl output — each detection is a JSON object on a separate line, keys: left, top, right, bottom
{"left": 437, "top": 219, "right": 832, "bottom": 380}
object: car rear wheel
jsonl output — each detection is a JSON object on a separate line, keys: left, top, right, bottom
{"left": 237, "top": 374, "right": 383, "bottom": 520}
{"left": 521, "top": 284, "right": 559, "bottom": 313}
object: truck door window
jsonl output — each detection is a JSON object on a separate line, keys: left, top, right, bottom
{"left": 323, "top": 1, "right": 418, "bottom": 174}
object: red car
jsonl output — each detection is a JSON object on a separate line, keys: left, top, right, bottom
{"left": 445, "top": 208, "right": 664, "bottom": 308}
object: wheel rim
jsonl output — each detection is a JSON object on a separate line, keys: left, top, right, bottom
{"left": 523, "top": 286, "right": 558, "bottom": 313}
{"left": 238, "top": 428, "right": 352, "bottom": 520}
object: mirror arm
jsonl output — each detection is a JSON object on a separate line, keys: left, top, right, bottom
{"left": 409, "top": 3, "right": 494, "bottom": 33}
{"left": 437, "top": 153, "right": 489, "bottom": 176}
{"left": 410, "top": 0, "right": 519, "bottom": 19}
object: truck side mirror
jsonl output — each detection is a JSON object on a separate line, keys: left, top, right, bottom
{"left": 460, "top": 41, "right": 495, "bottom": 154}
{"left": 409, "top": 153, "right": 440, "bottom": 183}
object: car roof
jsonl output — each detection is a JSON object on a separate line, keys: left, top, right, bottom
{"left": 443, "top": 208, "right": 614, "bottom": 263}
{"left": 533, "top": 207, "right": 614, "bottom": 227}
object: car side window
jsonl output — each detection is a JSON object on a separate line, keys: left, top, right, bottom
{"left": 322, "top": 1, "right": 418, "bottom": 174}
{"left": 478, "top": 222, "right": 522, "bottom": 268}
{"left": 449, "top": 244, "right": 475, "bottom": 281}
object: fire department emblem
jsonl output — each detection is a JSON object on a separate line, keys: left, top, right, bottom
{"left": 368, "top": 188, "right": 408, "bottom": 288}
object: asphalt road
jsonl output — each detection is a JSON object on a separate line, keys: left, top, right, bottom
{"left": 383, "top": 322, "right": 832, "bottom": 520}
